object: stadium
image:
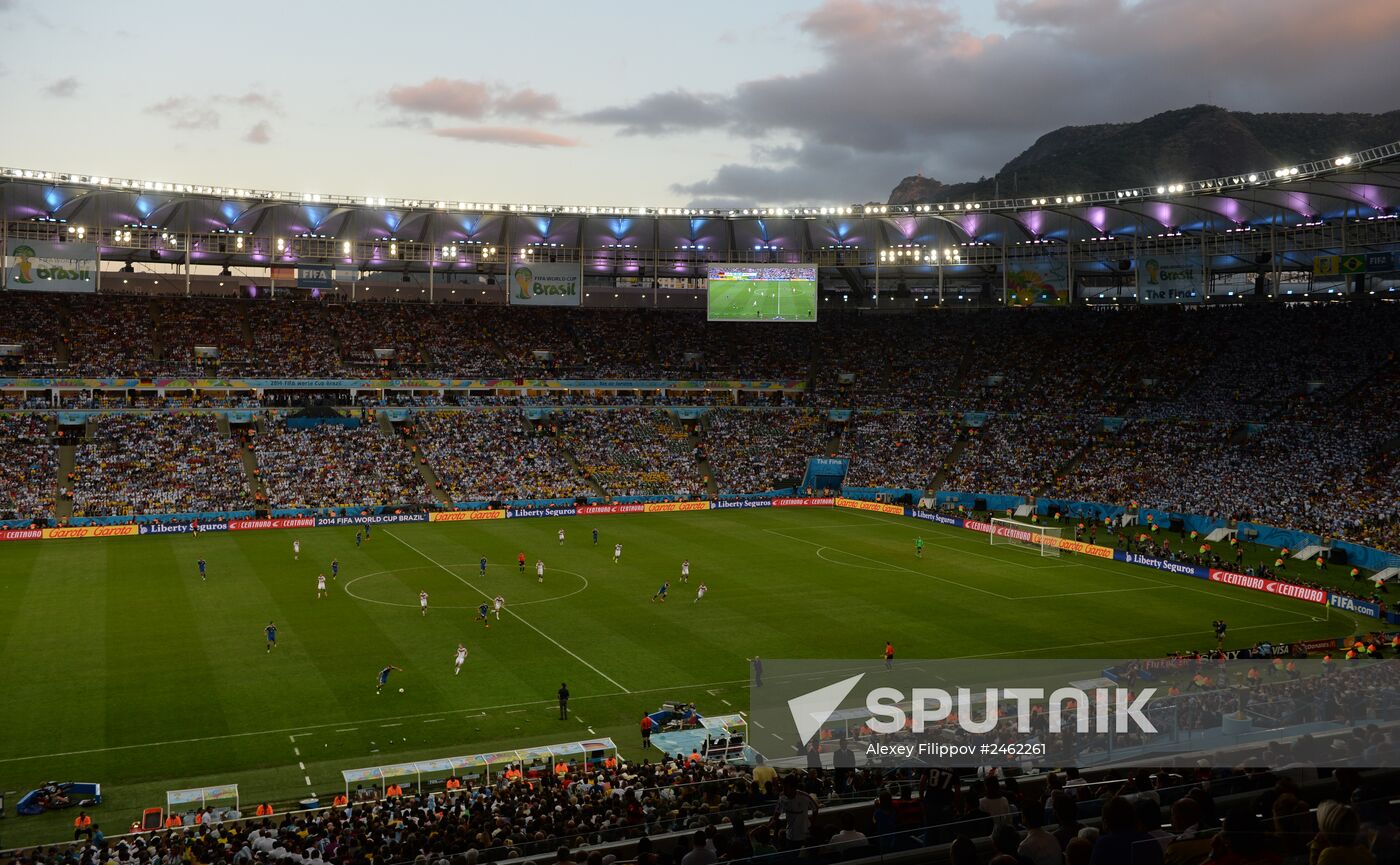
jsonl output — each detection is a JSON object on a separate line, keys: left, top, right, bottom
{"left": 6, "top": 6, "right": 1400, "bottom": 864}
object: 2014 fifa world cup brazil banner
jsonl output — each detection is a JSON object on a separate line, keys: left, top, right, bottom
{"left": 508, "top": 262, "right": 582, "bottom": 307}
{"left": 6, "top": 239, "right": 98, "bottom": 293}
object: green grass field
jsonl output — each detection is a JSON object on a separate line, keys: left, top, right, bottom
{"left": 0, "top": 507, "right": 1361, "bottom": 847}
{"left": 706, "top": 279, "right": 818, "bottom": 322}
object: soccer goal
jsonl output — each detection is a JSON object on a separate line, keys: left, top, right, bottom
{"left": 989, "top": 517, "right": 1062, "bottom": 557}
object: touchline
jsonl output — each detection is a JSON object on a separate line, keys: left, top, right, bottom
{"left": 863, "top": 686, "right": 1159, "bottom": 735}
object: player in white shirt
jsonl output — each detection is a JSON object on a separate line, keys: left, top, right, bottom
{"left": 316, "top": 573, "right": 327, "bottom": 598}
{"left": 536, "top": 559, "right": 545, "bottom": 582}
{"left": 293, "top": 539, "right": 301, "bottom": 560}
{"left": 558, "top": 528, "right": 565, "bottom": 546}
{"left": 453, "top": 643, "right": 468, "bottom": 675}
{"left": 694, "top": 582, "right": 708, "bottom": 603}
{"left": 493, "top": 594, "right": 505, "bottom": 620}
{"left": 419, "top": 590, "right": 429, "bottom": 617}
{"left": 613, "top": 543, "right": 622, "bottom": 564}
{"left": 681, "top": 560, "right": 690, "bottom": 582}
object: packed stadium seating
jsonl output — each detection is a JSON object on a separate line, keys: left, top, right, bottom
{"left": 2, "top": 291, "right": 1398, "bottom": 554}
{"left": 408, "top": 411, "right": 593, "bottom": 503}
{"left": 253, "top": 417, "right": 428, "bottom": 510}
{"left": 703, "top": 410, "right": 832, "bottom": 495}
{"left": 0, "top": 413, "right": 54, "bottom": 521}
{"left": 557, "top": 409, "right": 704, "bottom": 498}
{"left": 69, "top": 414, "right": 249, "bottom": 517}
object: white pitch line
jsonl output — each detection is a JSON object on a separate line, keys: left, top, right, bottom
{"left": 957, "top": 619, "right": 1304, "bottom": 658}
{"left": 842, "top": 509, "right": 1327, "bottom": 621}
{"left": 588, "top": 727, "right": 596, "bottom": 735}
{"left": 1014, "top": 585, "right": 1176, "bottom": 600}
{"left": 721, "top": 699, "right": 732, "bottom": 706}
{"left": 293, "top": 747, "right": 300, "bottom": 757}
{"left": 380, "top": 723, "right": 402, "bottom": 728}
{"left": 423, "top": 718, "right": 445, "bottom": 724}
{"left": 335, "top": 728, "right": 358, "bottom": 733}
{"left": 764, "top": 527, "right": 1017, "bottom": 599}
{"left": 304, "top": 775, "right": 312, "bottom": 786}
{"left": 298, "top": 762, "right": 305, "bottom": 770}
{"left": 385, "top": 529, "right": 631, "bottom": 693}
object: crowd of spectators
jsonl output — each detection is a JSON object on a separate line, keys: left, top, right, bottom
{"left": 0, "top": 292, "right": 60, "bottom": 369}
{"left": 409, "top": 411, "right": 592, "bottom": 503}
{"left": 0, "top": 413, "right": 54, "bottom": 521}
{"left": 702, "top": 411, "right": 830, "bottom": 495}
{"left": 63, "top": 295, "right": 156, "bottom": 376}
{"left": 1, "top": 293, "right": 1398, "bottom": 549}
{"left": 10, "top": 740, "right": 1398, "bottom": 865}
{"left": 157, "top": 299, "right": 254, "bottom": 372}
{"left": 557, "top": 410, "right": 704, "bottom": 497}
{"left": 840, "top": 411, "right": 958, "bottom": 490}
{"left": 943, "top": 414, "right": 1101, "bottom": 498}
{"left": 254, "top": 417, "right": 428, "bottom": 510}
{"left": 245, "top": 302, "right": 342, "bottom": 378}
{"left": 70, "top": 414, "right": 249, "bottom": 517}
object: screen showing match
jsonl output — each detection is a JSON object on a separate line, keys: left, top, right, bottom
{"left": 706, "top": 265, "right": 818, "bottom": 322}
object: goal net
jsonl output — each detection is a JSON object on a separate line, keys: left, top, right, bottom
{"left": 989, "top": 517, "right": 1062, "bottom": 557}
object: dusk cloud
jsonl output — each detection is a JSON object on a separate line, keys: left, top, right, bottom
{"left": 577, "top": 90, "right": 731, "bottom": 136}
{"left": 383, "top": 78, "right": 562, "bottom": 120}
{"left": 582, "top": 0, "right": 1400, "bottom": 205}
{"left": 44, "top": 76, "right": 78, "bottom": 98}
{"left": 244, "top": 121, "right": 272, "bottom": 145}
{"left": 432, "top": 126, "right": 579, "bottom": 148}
{"left": 145, "top": 96, "right": 220, "bottom": 131}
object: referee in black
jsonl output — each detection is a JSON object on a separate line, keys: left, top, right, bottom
{"left": 558, "top": 682, "right": 570, "bottom": 720}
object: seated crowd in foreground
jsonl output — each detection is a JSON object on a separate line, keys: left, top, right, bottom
{"left": 12, "top": 752, "right": 1396, "bottom": 865}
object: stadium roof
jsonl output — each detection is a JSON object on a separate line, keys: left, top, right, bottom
{"left": 2, "top": 141, "right": 1399, "bottom": 268}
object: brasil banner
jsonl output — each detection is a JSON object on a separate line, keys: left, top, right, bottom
{"left": 508, "top": 261, "right": 582, "bottom": 306}
{"left": 6, "top": 239, "right": 98, "bottom": 293}
{"left": 1137, "top": 255, "right": 1203, "bottom": 304}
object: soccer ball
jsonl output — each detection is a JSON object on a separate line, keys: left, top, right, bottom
{"left": 398, "top": 688, "right": 405, "bottom": 693}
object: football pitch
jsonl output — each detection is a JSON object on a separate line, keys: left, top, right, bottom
{"left": 706, "top": 280, "right": 818, "bottom": 321}
{"left": 0, "top": 507, "right": 1355, "bottom": 846}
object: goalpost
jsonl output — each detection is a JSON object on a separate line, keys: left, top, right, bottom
{"left": 989, "top": 517, "right": 1062, "bottom": 557}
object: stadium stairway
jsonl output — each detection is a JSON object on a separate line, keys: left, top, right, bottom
{"left": 54, "top": 435, "right": 76, "bottom": 522}
{"left": 556, "top": 436, "right": 607, "bottom": 498}
{"left": 53, "top": 300, "right": 72, "bottom": 365}
{"left": 930, "top": 438, "right": 971, "bottom": 490}
{"left": 399, "top": 423, "right": 452, "bottom": 506}
{"left": 238, "top": 447, "right": 267, "bottom": 509}
{"left": 689, "top": 428, "right": 720, "bottom": 498}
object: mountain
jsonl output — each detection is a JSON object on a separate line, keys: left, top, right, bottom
{"left": 887, "top": 105, "right": 1400, "bottom": 205}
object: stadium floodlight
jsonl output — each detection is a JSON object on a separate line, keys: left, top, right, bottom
{"left": 275, "top": 237, "right": 285, "bottom": 252}
{"left": 1248, "top": 174, "right": 1258, "bottom": 182}
{"left": 1335, "top": 155, "right": 1353, "bottom": 166}
{"left": 342, "top": 241, "right": 351, "bottom": 255}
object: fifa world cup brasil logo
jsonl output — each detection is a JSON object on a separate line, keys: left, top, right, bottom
{"left": 1144, "top": 259, "right": 1161, "bottom": 285}
{"left": 514, "top": 266, "right": 534, "bottom": 299}
{"left": 12, "top": 245, "right": 37, "bottom": 284}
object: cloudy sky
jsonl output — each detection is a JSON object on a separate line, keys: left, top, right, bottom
{"left": 3, "top": 0, "right": 1397, "bottom": 208}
